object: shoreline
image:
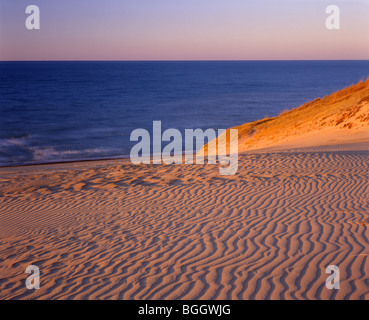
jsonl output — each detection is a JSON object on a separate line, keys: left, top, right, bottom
{"left": 1, "top": 139, "right": 369, "bottom": 173}
{"left": 0, "top": 155, "right": 132, "bottom": 169}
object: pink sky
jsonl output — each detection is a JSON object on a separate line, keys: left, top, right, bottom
{"left": 1, "top": 0, "right": 369, "bottom": 60}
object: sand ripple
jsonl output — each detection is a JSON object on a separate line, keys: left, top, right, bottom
{"left": 0, "top": 148, "right": 368, "bottom": 299}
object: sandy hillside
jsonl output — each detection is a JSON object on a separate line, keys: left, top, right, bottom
{"left": 203, "top": 79, "right": 369, "bottom": 155}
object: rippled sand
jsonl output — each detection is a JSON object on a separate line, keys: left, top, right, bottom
{"left": 0, "top": 143, "right": 369, "bottom": 300}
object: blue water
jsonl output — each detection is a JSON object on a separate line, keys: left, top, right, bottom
{"left": 0, "top": 61, "right": 368, "bottom": 166}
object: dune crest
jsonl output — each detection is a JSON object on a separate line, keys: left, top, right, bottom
{"left": 202, "top": 79, "right": 369, "bottom": 154}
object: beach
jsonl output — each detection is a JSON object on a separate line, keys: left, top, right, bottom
{"left": 1, "top": 141, "right": 369, "bottom": 300}
{"left": 1, "top": 0, "right": 369, "bottom": 304}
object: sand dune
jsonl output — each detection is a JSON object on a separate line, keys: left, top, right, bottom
{"left": 1, "top": 142, "right": 369, "bottom": 300}
{"left": 202, "top": 79, "right": 369, "bottom": 155}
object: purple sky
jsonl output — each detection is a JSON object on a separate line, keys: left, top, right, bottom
{"left": 1, "top": 0, "right": 369, "bottom": 60}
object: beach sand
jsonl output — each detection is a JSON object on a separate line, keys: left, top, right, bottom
{"left": 0, "top": 141, "right": 369, "bottom": 300}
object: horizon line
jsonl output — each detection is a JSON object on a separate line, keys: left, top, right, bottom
{"left": 1, "top": 59, "right": 369, "bottom": 62}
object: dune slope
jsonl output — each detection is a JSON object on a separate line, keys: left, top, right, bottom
{"left": 203, "top": 79, "right": 369, "bottom": 154}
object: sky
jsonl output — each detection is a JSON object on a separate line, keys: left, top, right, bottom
{"left": 0, "top": 0, "right": 369, "bottom": 60}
